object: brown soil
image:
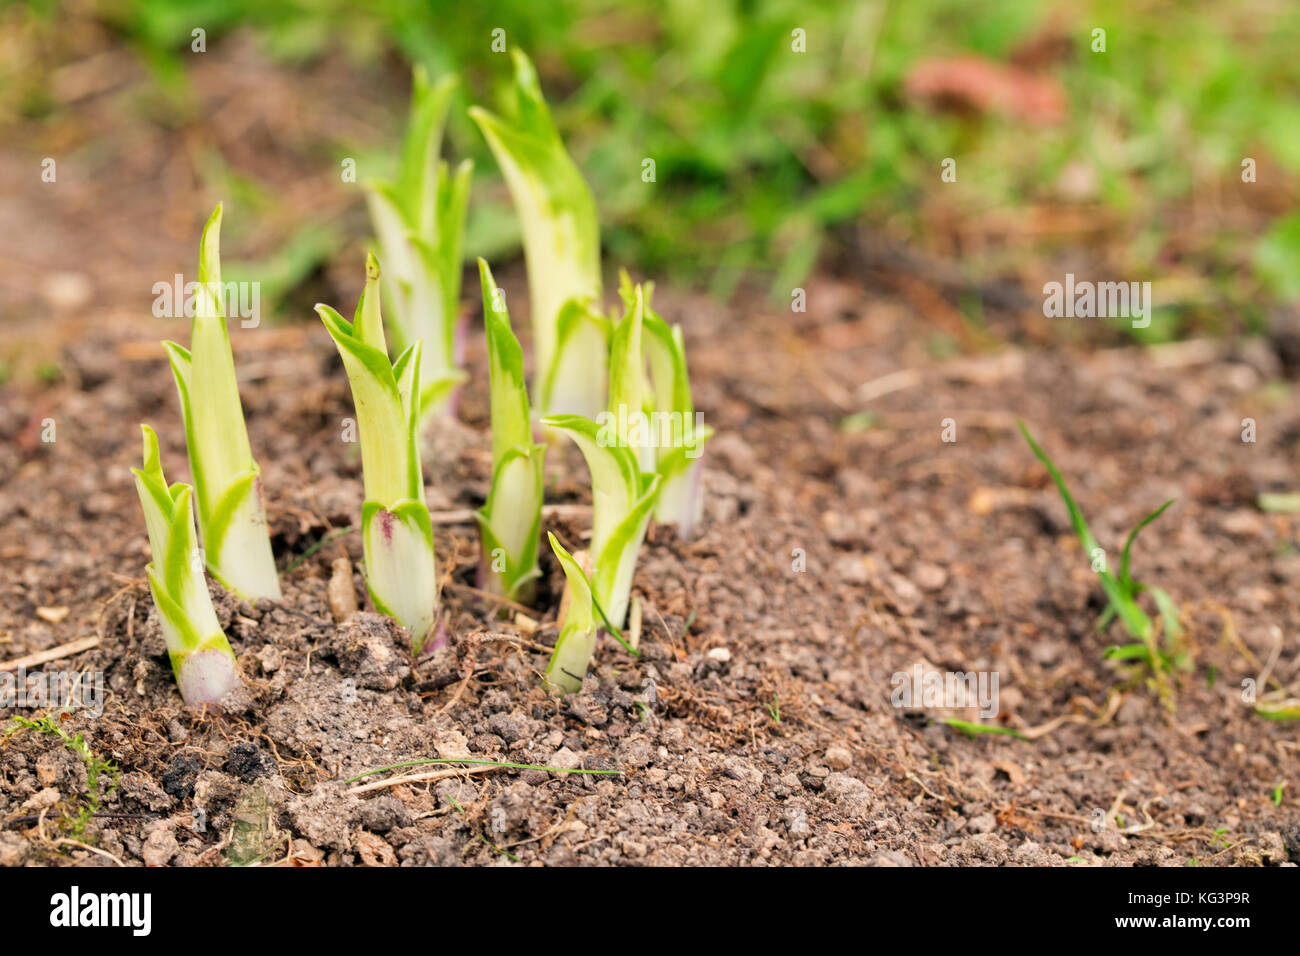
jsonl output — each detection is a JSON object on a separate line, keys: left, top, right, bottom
{"left": 2, "top": 276, "right": 1299, "bottom": 867}
{"left": 1, "top": 31, "right": 1298, "bottom": 868}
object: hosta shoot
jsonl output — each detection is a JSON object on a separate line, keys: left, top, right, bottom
{"left": 541, "top": 412, "right": 660, "bottom": 637}
{"left": 475, "top": 258, "right": 546, "bottom": 603}
{"left": 317, "top": 254, "right": 438, "bottom": 651}
{"left": 132, "top": 426, "right": 242, "bottom": 706}
{"left": 619, "top": 273, "right": 714, "bottom": 537}
{"left": 163, "top": 204, "right": 281, "bottom": 603}
{"left": 543, "top": 533, "right": 597, "bottom": 695}
{"left": 1018, "top": 422, "right": 1186, "bottom": 703}
{"left": 366, "top": 67, "right": 473, "bottom": 421}
{"left": 606, "top": 281, "right": 653, "bottom": 472}
{"left": 469, "top": 49, "right": 605, "bottom": 418}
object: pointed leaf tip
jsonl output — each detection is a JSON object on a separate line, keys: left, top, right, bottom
{"left": 140, "top": 424, "right": 160, "bottom": 469}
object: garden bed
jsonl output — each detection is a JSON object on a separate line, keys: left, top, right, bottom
{"left": 1, "top": 272, "right": 1297, "bottom": 866}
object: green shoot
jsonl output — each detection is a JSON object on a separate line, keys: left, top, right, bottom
{"left": 541, "top": 414, "right": 661, "bottom": 635}
{"left": 366, "top": 67, "right": 473, "bottom": 422}
{"left": 131, "top": 425, "right": 243, "bottom": 705}
{"left": 534, "top": 284, "right": 665, "bottom": 689}
{"left": 7, "top": 714, "right": 119, "bottom": 838}
{"left": 316, "top": 254, "right": 438, "bottom": 651}
{"left": 469, "top": 49, "right": 605, "bottom": 418}
{"left": 941, "top": 718, "right": 1027, "bottom": 740}
{"left": 1257, "top": 492, "right": 1300, "bottom": 513}
{"left": 1018, "top": 421, "right": 1185, "bottom": 703}
{"left": 163, "top": 204, "right": 280, "bottom": 603}
{"left": 620, "top": 272, "right": 715, "bottom": 537}
{"left": 1254, "top": 700, "right": 1300, "bottom": 721}
{"left": 474, "top": 259, "right": 546, "bottom": 604}
{"left": 544, "top": 532, "right": 599, "bottom": 694}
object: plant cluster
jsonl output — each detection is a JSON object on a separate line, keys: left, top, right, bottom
{"left": 133, "top": 51, "right": 714, "bottom": 703}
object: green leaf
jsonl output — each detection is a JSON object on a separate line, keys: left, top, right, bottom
{"left": 356, "top": 251, "right": 388, "bottom": 353}
{"left": 1150, "top": 586, "right": 1184, "bottom": 642}
{"left": 468, "top": 49, "right": 601, "bottom": 410}
{"left": 132, "top": 424, "right": 176, "bottom": 560}
{"left": 654, "top": 452, "right": 709, "bottom": 538}
{"left": 420, "top": 369, "right": 468, "bottom": 416}
{"left": 168, "top": 205, "right": 279, "bottom": 602}
{"left": 476, "top": 442, "right": 546, "bottom": 601}
{"left": 1120, "top": 499, "right": 1174, "bottom": 586}
{"left": 316, "top": 296, "right": 417, "bottom": 507}
{"left": 162, "top": 485, "right": 198, "bottom": 599}
{"left": 146, "top": 565, "right": 205, "bottom": 653}
{"left": 541, "top": 299, "right": 609, "bottom": 419}
{"left": 1253, "top": 701, "right": 1300, "bottom": 722}
{"left": 1017, "top": 421, "right": 1153, "bottom": 642}
{"left": 642, "top": 298, "right": 694, "bottom": 420}
{"left": 941, "top": 719, "right": 1027, "bottom": 740}
{"left": 431, "top": 157, "right": 473, "bottom": 337}
{"left": 1103, "top": 642, "right": 1154, "bottom": 662}
{"left": 203, "top": 470, "right": 259, "bottom": 569}
{"left": 654, "top": 425, "right": 715, "bottom": 483}
{"left": 186, "top": 204, "right": 256, "bottom": 521}
{"left": 133, "top": 423, "right": 238, "bottom": 703}
{"left": 590, "top": 473, "right": 661, "bottom": 632}
{"left": 540, "top": 414, "right": 641, "bottom": 557}
{"left": 365, "top": 69, "right": 471, "bottom": 424}
{"left": 398, "top": 69, "right": 459, "bottom": 232}
{"left": 544, "top": 532, "right": 598, "bottom": 694}
{"left": 478, "top": 258, "right": 531, "bottom": 464}
{"left": 365, "top": 184, "right": 419, "bottom": 340}
{"left": 1257, "top": 492, "right": 1300, "bottom": 513}
{"left": 607, "top": 283, "right": 645, "bottom": 438}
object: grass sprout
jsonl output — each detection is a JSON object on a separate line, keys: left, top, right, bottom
{"left": 1019, "top": 421, "right": 1187, "bottom": 706}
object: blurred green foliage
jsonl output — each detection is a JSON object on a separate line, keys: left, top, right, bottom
{"left": 10, "top": 0, "right": 1300, "bottom": 315}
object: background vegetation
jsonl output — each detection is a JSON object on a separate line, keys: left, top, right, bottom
{"left": 3, "top": 0, "right": 1297, "bottom": 338}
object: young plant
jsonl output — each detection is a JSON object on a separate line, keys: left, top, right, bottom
{"left": 163, "top": 204, "right": 281, "bottom": 603}
{"left": 132, "top": 425, "right": 243, "bottom": 706}
{"left": 543, "top": 533, "right": 598, "bottom": 695}
{"left": 619, "top": 273, "right": 714, "bottom": 537}
{"left": 539, "top": 416, "right": 660, "bottom": 640}
{"left": 469, "top": 49, "right": 606, "bottom": 419}
{"left": 543, "top": 283, "right": 663, "bottom": 638}
{"left": 366, "top": 67, "right": 473, "bottom": 422}
{"left": 316, "top": 254, "right": 438, "bottom": 651}
{"left": 475, "top": 258, "right": 546, "bottom": 603}
{"left": 1018, "top": 422, "right": 1185, "bottom": 702}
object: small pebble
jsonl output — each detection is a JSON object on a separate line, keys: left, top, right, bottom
{"left": 825, "top": 746, "right": 852, "bottom": 770}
